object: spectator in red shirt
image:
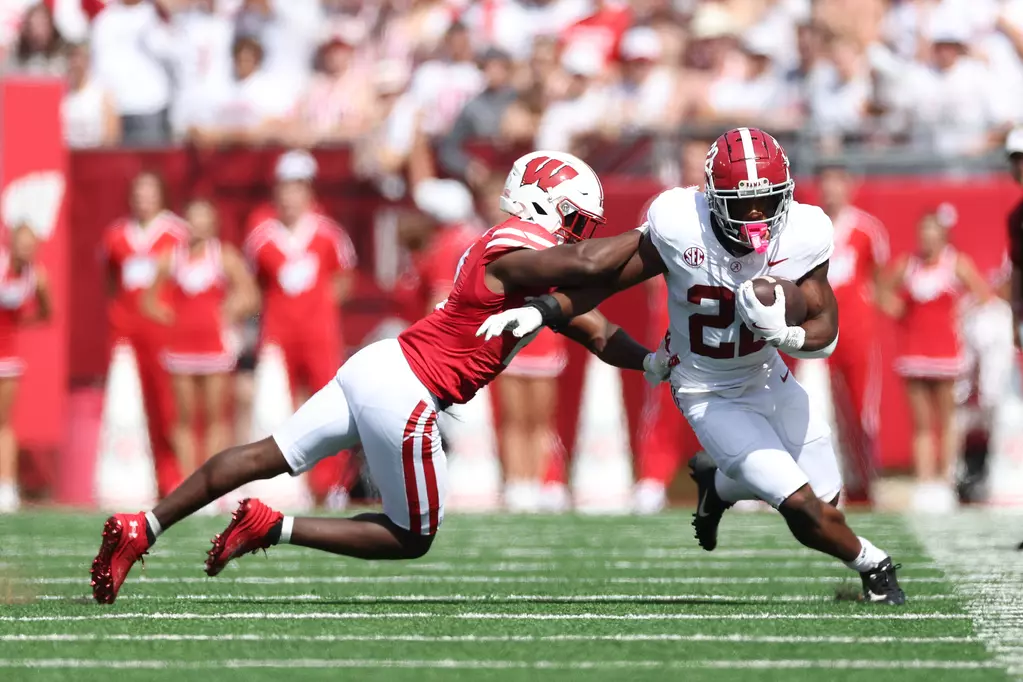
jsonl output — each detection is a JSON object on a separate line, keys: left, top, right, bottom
{"left": 102, "top": 171, "right": 188, "bottom": 498}
{"left": 559, "top": 0, "right": 632, "bottom": 69}
{"left": 244, "top": 150, "right": 358, "bottom": 506}
{"left": 817, "top": 164, "right": 889, "bottom": 504}
{"left": 142, "top": 200, "right": 259, "bottom": 478}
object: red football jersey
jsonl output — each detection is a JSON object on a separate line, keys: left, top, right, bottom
{"left": 102, "top": 212, "right": 188, "bottom": 337}
{"left": 398, "top": 218, "right": 559, "bottom": 404}
{"left": 827, "top": 206, "right": 889, "bottom": 313}
{"left": 244, "top": 212, "right": 357, "bottom": 342}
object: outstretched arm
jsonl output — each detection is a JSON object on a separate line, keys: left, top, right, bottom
{"left": 559, "top": 309, "right": 650, "bottom": 371}
{"left": 487, "top": 228, "right": 644, "bottom": 291}
{"left": 476, "top": 232, "right": 666, "bottom": 340}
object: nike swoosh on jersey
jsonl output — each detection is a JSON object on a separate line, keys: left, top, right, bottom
{"left": 767, "top": 258, "right": 789, "bottom": 267}
{"left": 781, "top": 370, "right": 790, "bottom": 382}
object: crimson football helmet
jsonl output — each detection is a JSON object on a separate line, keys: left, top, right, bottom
{"left": 704, "top": 127, "right": 794, "bottom": 253}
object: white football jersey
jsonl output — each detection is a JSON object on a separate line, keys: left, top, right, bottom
{"left": 646, "top": 187, "right": 834, "bottom": 395}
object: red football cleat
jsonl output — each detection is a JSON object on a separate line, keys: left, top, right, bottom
{"left": 205, "top": 498, "right": 283, "bottom": 577}
{"left": 90, "top": 513, "right": 150, "bottom": 604}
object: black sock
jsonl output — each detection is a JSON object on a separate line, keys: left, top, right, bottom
{"left": 266, "top": 519, "right": 283, "bottom": 546}
{"left": 144, "top": 520, "right": 157, "bottom": 546}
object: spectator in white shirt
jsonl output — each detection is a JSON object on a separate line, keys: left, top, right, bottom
{"left": 4, "top": 2, "right": 66, "bottom": 76}
{"left": 287, "top": 30, "right": 376, "bottom": 147}
{"left": 602, "top": 27, "right": 679, "bottom": 136}
{"left": 62, "top": 42, "right": 120, "bottom": 148}
{"left": 699, "top": 24, "right": 800, "bottom": 130}
{"left": 90, "top": 0, "right": 175, "bottom": 145}
{"left": 808, "top": 36, "right": 872, "bottom": 140}
{"left": 409, "top": 22, "right": 484, "bottom": 138}
{"left": 234, "top": 0, "right": 321, "bottom": 101}
{"left": 184, "top": 36, "right": 292, "bottom": 148}
{"left": 908, "top": 16, "right": 1012, "bottom": 155}
{"left": 169, "top": 0, "right": 234, "bottom": 139}
{"left": 535, "top": 47, "right": 608, "bottom": 153}
{"left": 354, "top": 60, "right": 419, "bottom": 200}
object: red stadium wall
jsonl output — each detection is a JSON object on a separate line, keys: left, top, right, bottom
{"left": 0, "top": 78, "right": 69, "bottom": 472}
{"left": 60, "top": 149, "right": 1018, "bottom": 481}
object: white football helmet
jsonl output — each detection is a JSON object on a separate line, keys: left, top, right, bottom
{"left": 499, "top": 151, "right": 605, "bottom": 242}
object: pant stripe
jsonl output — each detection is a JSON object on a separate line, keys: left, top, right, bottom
{"left": 421, "top": 412, "right": 439, "bottom": 534}
{"left": 402, "top": 400, "right": 428, "bottom": 534}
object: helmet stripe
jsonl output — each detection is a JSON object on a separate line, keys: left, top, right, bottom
{"left": 737, "top": 127, "right": 758, "bottom": 181}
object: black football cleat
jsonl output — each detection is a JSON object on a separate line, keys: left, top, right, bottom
{"left": 860, "top": 557, "right": 907, "bottom": 605}
{"left": 689, "top": 451, "right": 732, "bottom": 552}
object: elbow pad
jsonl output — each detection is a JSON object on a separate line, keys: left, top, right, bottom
{"left": 786, "top": 331, "right": 839, "bottom": 360}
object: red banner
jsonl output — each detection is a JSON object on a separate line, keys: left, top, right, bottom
{"left": 0, "top": 77, "right": 69, "bottom": 462}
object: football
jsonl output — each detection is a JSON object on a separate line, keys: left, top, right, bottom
{"left": 751, "top": 276, "right": 807, "bottom": 326}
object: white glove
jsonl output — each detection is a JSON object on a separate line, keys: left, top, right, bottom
{"left": 736, "top": 280, "right": 805, "bottom": 351}
{"left": 642, "top": 344, "right": 673, "bottom": 387}
{"left": 475, "top": 305, "right": 544, "bottom": 341}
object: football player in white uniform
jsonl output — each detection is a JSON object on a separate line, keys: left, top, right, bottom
{"left": 478, "top": 128, "right": 906, "bottom": 604}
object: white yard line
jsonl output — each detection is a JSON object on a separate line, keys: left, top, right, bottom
{"left": 0, "top": 633, "right": 979, "bottom": 645}
{"left": 910, "top": 512, "right": 1023, "bottom": 680}
{"left": 29, "top": 593, "right": 962, "bottom": 604}
{"left": 0, "top": 611, "right": 972, "bottom": 623}
{"left": 17, "top": 575, "right": 949, "bottom": 585}
{"left": 0, "top": 559, "right": 946, "bottom": 572}
{"left": 0, "top": 658, "right": 1000, "bottom": 671}
{"left": 1, "top": 546, "right": 924, "bottom": 560}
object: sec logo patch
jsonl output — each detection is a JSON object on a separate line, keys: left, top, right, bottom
{"left": 683, "top": 246, "right": 705, "bottom": 268}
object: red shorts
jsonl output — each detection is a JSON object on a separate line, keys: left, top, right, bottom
{"left": 504, "top": 329, "right": 566, "bottom": 379}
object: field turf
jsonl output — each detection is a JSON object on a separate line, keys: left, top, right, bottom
{"left": 0, "top": 509, "right": 1020, "bottom": 681}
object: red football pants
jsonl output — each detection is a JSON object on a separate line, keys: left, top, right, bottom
{"left": 118, "top": 332, "right": 180, "bottom": 498}
{"left": 824, "top": 333, "right": 881, "bottom": 504}
{"left": 275, "top": 331, "right": 357, "bottom": 500}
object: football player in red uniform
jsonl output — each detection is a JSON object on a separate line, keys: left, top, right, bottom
{"left": 90, "top": 151, "right": 665, "bottom": 603}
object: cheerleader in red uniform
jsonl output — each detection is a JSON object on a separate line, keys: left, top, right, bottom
{"left": 884, "top": 207, "right": 989, "bottom": 508}
{"left": 143, "top": 200, "right": 259, "bottom": 477}
{"left": 0, "top": 225, "right": 51, "bottom": 512}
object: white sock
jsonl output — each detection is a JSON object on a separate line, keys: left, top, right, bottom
{"left": 844, "top": 536, "right": 888, "bottom": 573}
{"left": 714, "top": 470, "right": 758, "bottom": 503}
{"left": 279, "top": 516, "right": 294, "bottom": 545}
{"left": 144, "top": 511, "right": 163, "bottom": 539}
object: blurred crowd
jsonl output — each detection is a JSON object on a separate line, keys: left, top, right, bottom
{"left": 2, "top": 0, "right": 1023, "bottom": 182}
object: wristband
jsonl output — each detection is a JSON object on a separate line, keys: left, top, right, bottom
{"left": 525, "top": 294, "right": 570, "bottom": 331}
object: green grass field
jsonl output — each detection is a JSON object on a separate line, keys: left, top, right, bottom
{"left": 0, "top": 509, "right": 1020, "bottom": 681}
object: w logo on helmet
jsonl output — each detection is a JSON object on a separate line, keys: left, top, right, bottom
{"left": 521, "top": 156, "right": 579, "bottom": 191}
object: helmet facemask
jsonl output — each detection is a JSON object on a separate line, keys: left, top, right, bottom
{"left": 707, "top": 179, "right": 793, "bottom": 253}
{"left": 554, "top": 199, "right": 605, "bottom": 244}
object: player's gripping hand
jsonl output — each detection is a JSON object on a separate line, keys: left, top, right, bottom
{"left": 476, "top": 306, "right": 544, "bottom": 341}
{"left": 737, "top": 280, "right": 807, "bottom": 351}
{"left": 737, "top": 280, "right": 787, "bottom": 343}
{"left": 642, "top": 340, "right": 673, "bottom": 387}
